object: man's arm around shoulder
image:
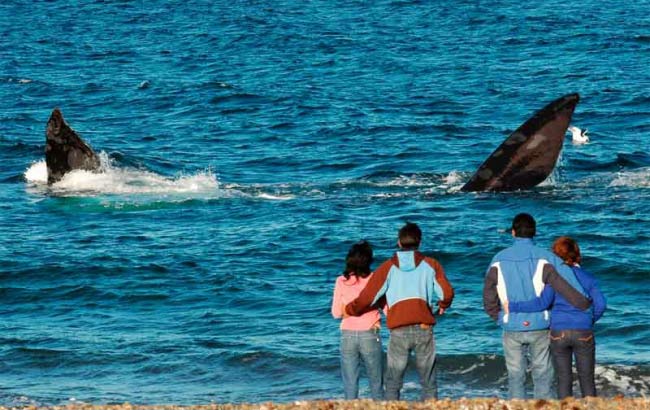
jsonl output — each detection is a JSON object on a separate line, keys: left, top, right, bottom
{"left": 345, "top": 258, "right": 392, "bottom": 316}
{"left": 542, "top": 264, "right": 591, "bottom": 310}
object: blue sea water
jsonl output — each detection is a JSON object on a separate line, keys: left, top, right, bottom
{"left": 1, "top": 0, "right": 649, "bottom": 405}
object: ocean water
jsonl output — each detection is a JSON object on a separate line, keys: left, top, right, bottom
{"left": 1, "top": 0, "right": 649, "bottom": 406}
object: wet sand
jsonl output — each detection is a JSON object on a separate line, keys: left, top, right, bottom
{"left": 4, "top": 397, "right": 648, "bottom": 410}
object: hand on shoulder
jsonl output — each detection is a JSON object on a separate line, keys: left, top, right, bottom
{"left": 342, "top": 303, "right": 350, "bottom": 318}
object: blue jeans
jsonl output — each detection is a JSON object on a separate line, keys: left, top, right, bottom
{"left": 550, "top": 329, "right": 597, "bottom": 398}
{"left": 385, "top": 325, "right": 437, "bottom": 400}
{"left": 503, "top": 330, "right": 554, "bottom": 399}
{"left": 340, "top": 329, "right": 384, "bottom": 400}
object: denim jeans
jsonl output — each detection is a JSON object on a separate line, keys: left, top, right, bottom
{"left": 550, "top": 329, "right": 596, "bottom": 398}
{"left": 502, "top": 330, "right": 554, "bottom": 399}
{"left": 385, "top": 325, "right": 437, "bottom": 400}
{"left": 340, "top": 329, "right": 384, "bottom": 400}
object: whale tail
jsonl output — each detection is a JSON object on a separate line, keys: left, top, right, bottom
{"left": 45, "top": 108, "right": 101, "bottom": 184}
{"left": 461, "top": 93, "right": 580, "bottom": 192}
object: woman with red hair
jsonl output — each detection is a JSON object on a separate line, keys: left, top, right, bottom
{"left": 506, "top": 236, "right": 607, "bottom": 398}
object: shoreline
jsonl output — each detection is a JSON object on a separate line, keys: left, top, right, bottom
{"left": 4, "top": 397, "right": 648, "bottom": 410}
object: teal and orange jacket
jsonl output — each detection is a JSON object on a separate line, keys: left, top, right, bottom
{"left": 345, "top": 250, "right": 454, "bottom": 329}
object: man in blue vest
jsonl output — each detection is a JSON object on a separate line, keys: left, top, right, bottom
{"left": 483, "top": 213, "right": 591, "bottom": 399}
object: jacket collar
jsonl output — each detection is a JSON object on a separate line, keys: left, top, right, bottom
{"left": 513, "top": 237, "right": 534, "bottom": 246}
{"left": 391, "top": 249, "right": 425, "bottom": 270}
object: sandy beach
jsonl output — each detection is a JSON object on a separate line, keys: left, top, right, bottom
{"left": 4, "top": 398, "right": 648, "bottom": 410}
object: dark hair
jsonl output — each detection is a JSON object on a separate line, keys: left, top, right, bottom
{"left": 398, "top": 222, "right": 422, "bottom": 249}
{"left": 511, "top": 213, "right": 536, "bottom": 238}
{"left": 552, "top": 236, "right": 582, "bottom": 266}
{"left": 343, "top": 240, "right": 374, "bottom": 279}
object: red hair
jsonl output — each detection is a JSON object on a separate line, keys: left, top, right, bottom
{"left": 552, "top": 236, "right": 582, "bottom": 266}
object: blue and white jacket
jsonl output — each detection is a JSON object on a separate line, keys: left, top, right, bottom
{"left": 483, "top": 238, "right": 591, "bottom": 332}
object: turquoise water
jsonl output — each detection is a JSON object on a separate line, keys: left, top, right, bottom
{"left": 1, "top": 0, "right": 649, "bottom": 405}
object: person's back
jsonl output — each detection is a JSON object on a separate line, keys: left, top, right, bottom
{"left": 507, "top": 237, "right": 607, "bottom": 398}
{"left": 345, "top": 223, "right": 454, "bottom": 400}
{"left": 548, "top": 264, "right": 591, "bottom": 328}
{"left": 380, "top": 249, "right": 449, "bottom": 329}
{"left": 483, "top": 213, "right": 591, "bottom": 399}
{"left": 332, "top": 274, "right": 381, "bottom": 330}
{"left": 489, "top": 238, "right": 556, "bottom": 331}
{"left": 331, "top": 241, "right": 384, "bottom": 400}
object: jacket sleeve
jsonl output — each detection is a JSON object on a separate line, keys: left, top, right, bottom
{"left": 331, "top": 278, "right": 343, "bottom": 319}
{"left": 542, "top": 264, "right": 591, "bottom": 310}
{"left": 345, "top": 259, "right": 392, "bottom": 317}
{"left": 509, "top": 285, "right": 555, "bottom": 313}
{"left": 429, "top": 258, "right": 454, "bottom": 310}
{"left": 483, "top": 266, "right": 500, "bottom": 321}
{"left": 588, "top": 278, "right": 607, "bottom": 323}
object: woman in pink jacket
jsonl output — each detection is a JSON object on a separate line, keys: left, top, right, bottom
{"left": 331, "top": 240, "right": 384, "bottom": 400}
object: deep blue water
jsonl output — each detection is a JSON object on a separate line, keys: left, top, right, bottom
{"left": 1, "top": 0, "right": 649, "bottom": 406}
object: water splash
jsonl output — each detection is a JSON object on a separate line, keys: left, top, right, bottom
{"left": 23, "top": 155, "right": 299, "bottom": 201}
{"left": 441, "top": 171, "right": 466, "bottom": 193}
{"left": 25, "top": 153, "right": 218, "bottom": 196}
{"left": 24, "top": 160, "right": 48, "bottom": 183}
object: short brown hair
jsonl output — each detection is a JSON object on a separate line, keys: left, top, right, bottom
{"left": 398, "top": 222, "right": 422, "bottom": 249}
{"left": 511, "top": 213, "right": 536, "bottom": 238}
{"left": 552, "top": 236, "right": 581, "bottom": 266}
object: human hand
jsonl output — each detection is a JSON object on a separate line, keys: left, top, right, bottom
{"left": 342, "top": 304, "right": 350, "bottom": 318}
{"left": 438, "top": 307, "right": 446, "bottom": 315}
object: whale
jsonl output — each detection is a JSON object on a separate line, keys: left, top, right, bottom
{"left": 45, "top": 108, "right": 101, "bottom": 184}
{"left": 461, "top": 93, "right": 580, "bottom": 192}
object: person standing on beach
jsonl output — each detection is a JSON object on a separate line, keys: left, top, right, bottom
{"left": 505, "top": 236, "right": 607, "bottom": 398}
{"left": 482, "top": 213, "right": 592, "bottom": 399}
{"left": 345, "top": 223, "right": 454, "bottom": 400}
{"left": 331, "top": 240, "right": 384, "bottom": 400}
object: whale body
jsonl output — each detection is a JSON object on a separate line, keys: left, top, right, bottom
{"left": 461, "top": 93, "right": 580, "bottom": 192}
{"left": 45, "top": 108, "right": 101, "bottom": 184}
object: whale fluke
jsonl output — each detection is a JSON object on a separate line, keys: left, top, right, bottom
{"left": 45, "top": 108, "right": 101, "bottom": 184}
{"left": 461, "top": 93, "right": 580, "bottom": 192}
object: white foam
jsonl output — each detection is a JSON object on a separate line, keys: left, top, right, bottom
{"left": 402, "top": 381, "right": 420, "bottom": 391}
{"left": 383, "top": 175, "right": 421, "bottom": 187}
{"left": 443, "top": 171, "right": 463, "bottom": 185}
{"left": 256, "top": 193, "right": 295, "bottom": 200}
{"left": 25, "top": 153, "right": 218, "bottom": 196}
{"left": 609, "top": 168, "right": 650, "bottom": 188}
{"left": 24, "top": 154, "right": 301, "bottom": 202}
{"left": 24, "top": 160, "right": 48, "bottom": 183}
{"left": 440, "top": 170, "right": 466, "bottom": 193}
{"left": 597, "top": 364, "right": 650, "bottom": 395}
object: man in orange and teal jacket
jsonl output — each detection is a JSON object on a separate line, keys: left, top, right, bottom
{"left": 345, "top": 222, "right": 454, "bottom": 400}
